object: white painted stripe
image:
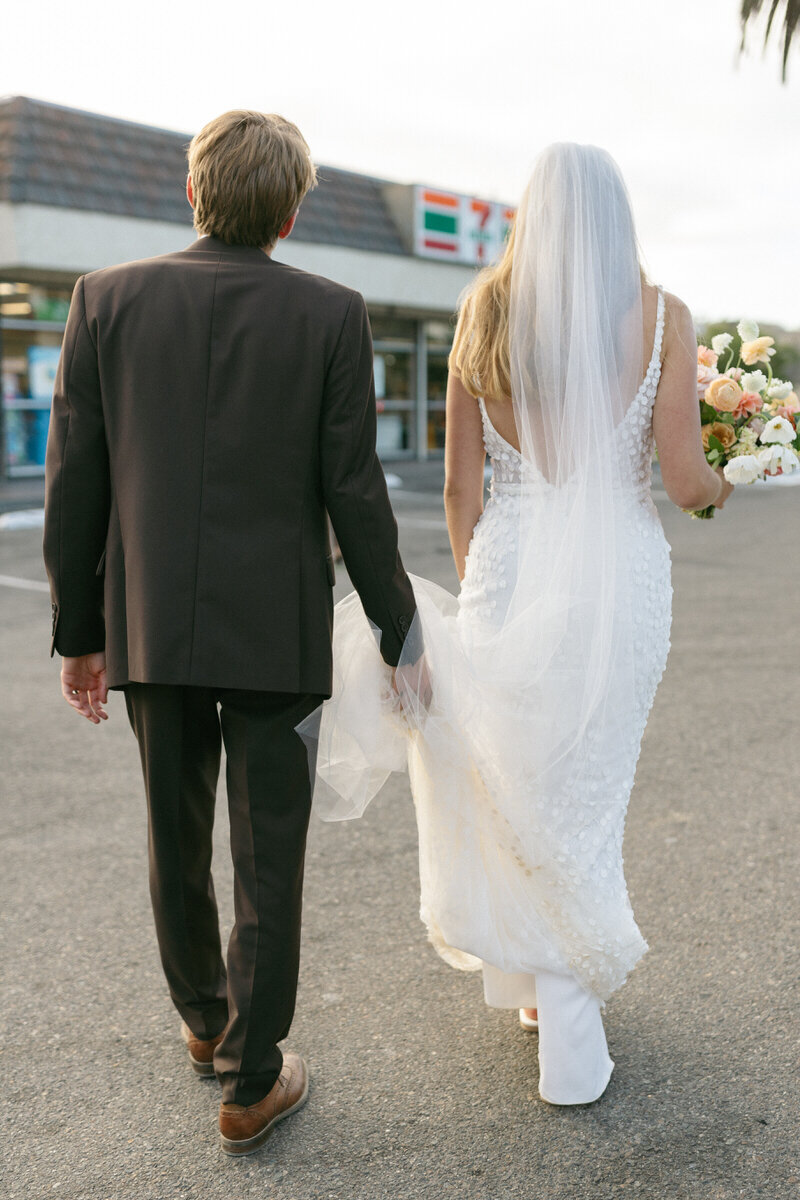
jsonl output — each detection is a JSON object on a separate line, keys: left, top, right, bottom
{"left": 0, "top": 508, "right": 45, "bottom": 531}
{"left": 0, "top": 574, "right": 50, "bottom": 593}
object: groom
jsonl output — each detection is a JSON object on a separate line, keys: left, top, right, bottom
{"left": 43, "top": 110, "right": 416, "bottom": 1155}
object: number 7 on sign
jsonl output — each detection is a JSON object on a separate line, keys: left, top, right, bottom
{"left": 470, "top": 199, "right": 492, "bottom": 263}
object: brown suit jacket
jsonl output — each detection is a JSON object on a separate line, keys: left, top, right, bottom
{"left": 43, "top": 236, "right": 416, "bottom": 694}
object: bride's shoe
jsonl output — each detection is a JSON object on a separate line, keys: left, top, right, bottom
{"left": 534, "top": 970, "right": 614, "bottom": 1105}
{"left": 519, "top": 1008, "right": 538, "bottom": 1031}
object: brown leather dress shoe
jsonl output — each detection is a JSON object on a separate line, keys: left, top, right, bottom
{"left": 218, "top": 1053, "right": 309, "bottom": 1156}
{"left": 181, "top": 1022, "right": 225, "bottom": 1077}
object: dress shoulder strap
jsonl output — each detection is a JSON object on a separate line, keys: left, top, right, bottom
{"left": 648, "top": 288, "right": 665, "bottom": 370}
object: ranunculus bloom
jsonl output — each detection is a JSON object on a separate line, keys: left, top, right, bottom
{"left": 726, "top": 367, "right": 743, "bottom": 382}
{"left": 711, "top": 332, "right": 733, "bottom": 355}
{"left": 737, "top": 319, "right": 759, "bottom": 342}
{"left": 760, "top": 415, "right": 795, "bottom": 444}
{"left": 723, "top": 454, "right": 762, "bottom": 484}
{"left": 774, "top": 392, "right": 799, "bottom": 421}
{"left": 732, "top": 391, "right": 762, "bottom": 419}
{"left": 741, "top": 336, "right": 776, "bottom": 366}
{"left": 697, "top": 345, "right": 718, "bottom": 367}
{"left": 777, "top": 393, "right": 800, "bottom": 422}
{"left": 697, "top": 363, "right": 719, "bottom": 398}
{"left": 706, "top": 376, "right": 743, "bottom": 412}
{"left": 701, "top": 422, "right": 736, "bottom": 451}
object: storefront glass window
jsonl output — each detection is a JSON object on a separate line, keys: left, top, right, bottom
{"left": 0, "top": 281, "right": 72, "bottom": 323}
{"left": 1, "top": 282, "right": 70, "bottom": 477}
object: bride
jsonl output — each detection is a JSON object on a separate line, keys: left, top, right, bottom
{"left": 302, "top": 143, "right": 733, "bottom": 1105}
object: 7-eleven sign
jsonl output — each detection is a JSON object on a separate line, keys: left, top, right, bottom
{"left": 415, "top": 187, "right": 515, "bottom": 265}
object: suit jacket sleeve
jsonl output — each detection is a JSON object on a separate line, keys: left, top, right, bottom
{"left": 320, "top": 292, "right": 416, "bottom": 668}
{"left": 43, "top": 275, "right": 110, "bottom": 657}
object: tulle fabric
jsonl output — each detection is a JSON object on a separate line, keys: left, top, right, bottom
{"left": 299, "top": 145, "right": 667, "bottom": 1004}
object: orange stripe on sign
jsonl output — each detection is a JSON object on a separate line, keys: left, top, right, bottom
{"left": 422, "top": 190, "right": 459, "bottom": 208}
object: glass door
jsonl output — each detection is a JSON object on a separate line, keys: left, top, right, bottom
{"left": 371, "top": 316, "right": 417, "bottom": 459}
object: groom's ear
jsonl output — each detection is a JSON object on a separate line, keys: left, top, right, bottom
{"left": 277, "top": 210, "right": 298, "bottom": 241}
{"left": 186, "top": 173, "right": 195, "bottom": 209}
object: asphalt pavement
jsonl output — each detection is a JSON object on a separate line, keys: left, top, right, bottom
{"left": 1, "top": 473, "right": 798, "bottom": 1200}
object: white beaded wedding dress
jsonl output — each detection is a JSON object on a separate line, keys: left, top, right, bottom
{"left": 301, "top": 145, "right": 673, "bottom": 1105}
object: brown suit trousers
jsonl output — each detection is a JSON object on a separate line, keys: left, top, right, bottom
{"left": 125, "top": 684, "right": 323, "bottom": 1106}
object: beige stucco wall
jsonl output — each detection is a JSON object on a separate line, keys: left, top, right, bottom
{"left": 0, "top": 202, "right": 475, "bottom": 314}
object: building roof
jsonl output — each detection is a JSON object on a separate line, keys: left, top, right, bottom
{"left": 0, "top": 96, "right": 407, "bottom": 256}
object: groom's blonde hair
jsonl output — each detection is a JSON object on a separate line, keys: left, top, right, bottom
{"left": 187, "top": 110, "right": 317, "bottom": 248}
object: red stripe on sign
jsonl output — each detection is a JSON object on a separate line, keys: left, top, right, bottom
{"left": 424, "top": 238, "right": 459, "bottom": 253}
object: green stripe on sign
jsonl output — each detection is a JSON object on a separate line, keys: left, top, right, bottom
{"left": 424, "top": 211, "right": 458, "bottom": 235}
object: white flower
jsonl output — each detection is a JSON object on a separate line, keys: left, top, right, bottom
{"left": 757, "top": 444, "right": 800, "bottom": 475}
{"left": 733, "top": 427, "right": 759, "bottom": 454}
{"left": 759, "top": 415, "right": 796, "bottom": 445}
{"left": 737, "top": 319, "right": 759, "bottom": 342}
{"left": 723, "top": 454, "right": 762, "bottom": 484}
{"left": 741, "top": 370, "right": 768, "bottom": 395}
{"left": 767, "top": 379, "right": 793, "bottom": 400}
{"left": 711, "top": 333, "right": 733, "bottom": 355}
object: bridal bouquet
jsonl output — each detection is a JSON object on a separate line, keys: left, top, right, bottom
{"left": 691, "top": 320, "right": 800, "bottom": 518}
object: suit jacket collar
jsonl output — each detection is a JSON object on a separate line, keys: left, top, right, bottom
{"left": 182, "top": 235, "right": 273, "bottom": 262}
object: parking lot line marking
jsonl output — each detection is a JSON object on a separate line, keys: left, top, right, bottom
{"left": 0, "top": 574, "right": 50, "bottom": 593}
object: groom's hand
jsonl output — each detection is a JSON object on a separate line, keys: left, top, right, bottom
{"left": 61, "top": 652, "right": 109, "bottom": 724}
{"left": 394, "top": 655, "right": 433, "bottom": 716}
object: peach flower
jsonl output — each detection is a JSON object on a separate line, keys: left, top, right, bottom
{"left": 732, "top": 391, "right": 762, "bottom": 419}
{"left": 701, "top": 422, "right": 736, "bottom": 452}
{"left": 775, "top": 391, "right": 799, "bottom": 421}
{"left": 740, "top": 336, "right": 775, "bottom": 365}
{"left": 697, "top": 345, "right": 718, "bottom": 368}
{"left": 705, "top": 376, "right": 743, "bottom": 412}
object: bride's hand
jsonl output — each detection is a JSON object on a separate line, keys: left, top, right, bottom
{"left": 714, "top": 466, "right": 734, "bottom": 510}
{"left": 394, "top": 656, "right": 433, "bottom": 715}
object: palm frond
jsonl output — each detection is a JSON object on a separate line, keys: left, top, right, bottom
{"left": 741, "top": 0, "right": 800, "bottom": 80}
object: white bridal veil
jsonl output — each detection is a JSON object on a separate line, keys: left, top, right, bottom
{"left": 301, "top": 145, "right": 649, "bottom": 999}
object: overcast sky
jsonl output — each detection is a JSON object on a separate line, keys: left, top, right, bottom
{"left": 3, "top": 0, "right": 798, "bottom": 327}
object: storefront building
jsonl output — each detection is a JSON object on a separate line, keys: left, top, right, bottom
{"left": 0, "top": 96, "right": 513, "bottom": 479}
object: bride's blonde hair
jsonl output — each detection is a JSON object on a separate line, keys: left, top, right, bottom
{"left": 448, "top": 222, "right": 516, "bottom": 403}
{"left": 449, "top": 214, "right": 650, "bottom": 405}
